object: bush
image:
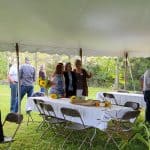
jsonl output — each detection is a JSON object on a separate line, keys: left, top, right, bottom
{"left": 0, "top": 53, "right": 7, "bottom": 80}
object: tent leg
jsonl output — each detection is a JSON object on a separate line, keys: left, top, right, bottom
{"left": 114, "top": 57, "right": 119, "bottom": 90}
{"left": 16, "top": 43, "right": 21, "bottom": 114}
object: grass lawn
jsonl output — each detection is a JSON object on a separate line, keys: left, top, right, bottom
{"left": 0, "top": 85, "right": 147, "bottom": 150}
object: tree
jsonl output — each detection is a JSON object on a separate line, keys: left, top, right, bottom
{"left": 0, "top": 52, "right": 8, "bottom": 80}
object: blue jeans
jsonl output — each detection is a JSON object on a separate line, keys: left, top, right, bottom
{"left": 40, "top": 87, "right": 45, "bottom": 93}
{"left": 10, "top": 83, "right": 18, "bottom": 112}
{"left": 20, "top": 85, "right": 34, "bottom": 100}
{"left": 15, "top": 85, "right": 34, "bottom": 112}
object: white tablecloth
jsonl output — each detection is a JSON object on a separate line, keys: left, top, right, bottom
{"left": 26, "top": 97, "right": 133, "bottom": 131}
{"left": 96, "top": 91, "right": 145, "bottom": 107}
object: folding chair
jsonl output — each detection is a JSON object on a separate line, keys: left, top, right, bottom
{"left": 0, "top": 112, "right": 23, "bottom": 149}
{"left": 104, "top": 110, "right": 140, "bottom": 150}
{"left": 117, "top": 89, "right": 129, "bottom": 93}
{"left": 103, "top": 93, "right": 118, "bottom": 105}
{"left": 60, "top": 107, "right": 93, "bottom": 150}
{"left": 26, "top": 92, "right": 44, "bottom": 126}
{"left": 124, "top": 101, "right": 140, "bottom": 110}
{"left": 33, "top": 99, "right": 46, "bottom": 131}
{"left": 40, "top": 103, "right": 65, "bottom": 139}
{"left": 26, "top": 110, "right": 34, "bottom": 126}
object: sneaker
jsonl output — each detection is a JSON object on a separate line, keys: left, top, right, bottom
{"left": 4, "top": 136, "right": 13, "bottom": 143}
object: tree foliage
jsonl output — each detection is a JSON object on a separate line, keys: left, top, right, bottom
{"left": 84, "top": 57, "right": 116, "bottom": 87}
{"left": 126, "top": 57, "right": 150, "bottom": 90}
{"left": 84, "top": 57, "right": 150, "bottom": 91}
{"left": 0, "top": 52, "right": 8, "bottom": 80}
{"left": 0, "top": 51, "right": 150, "bottom": 91}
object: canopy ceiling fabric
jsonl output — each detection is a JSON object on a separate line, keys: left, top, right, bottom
{"left": 0, "top": 0, "right": 150, "bottom": 57}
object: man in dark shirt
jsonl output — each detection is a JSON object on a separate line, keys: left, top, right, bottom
{"left": 14, "top": 57, "right": 36, "bottom": 112}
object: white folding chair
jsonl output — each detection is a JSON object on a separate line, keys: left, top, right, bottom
{"left": 40, "top": 102, "right": 65, "bottom": 139}
{"left": 33, "top": 99, "right": 46, "bottom": 131}
{"left": 61, "top": 107, "right": 94, "bottom": 150}
{"left": 124, "top": 101, "right": 140, "bottom": 110}
{"left": 104, "top": 110, "right": 140, "bottom": 150}
{"left": 103, "top": 93, "right": 118, "bottom": 105}
{"left": 0, "top": 112, "right": 23, "bottom": 149}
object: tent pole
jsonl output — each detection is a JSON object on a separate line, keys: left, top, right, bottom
{"left": 127, "top": 58, "right": 135, "bottom": 91}
{"left": 124, "top": 52, "right": 128, "bottom": 90}
{"left": 34, "top": 52, "right": 38, "bottom": 78}
{"left": 114, "top": 57, "right": 119, "bottom": 90}
{"left": 79, "top": 48, "right": 82, "bottom": 64}
{"left": 16, "top": 43, "right": 21, "bottom": 114}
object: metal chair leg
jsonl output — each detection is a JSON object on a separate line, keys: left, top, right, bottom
{"left": 104, "top": 133, "right": 120, "bottom": 150}
{"left": 40, "top": 123, "right": 56, "bottom": 139}
{"left": 78, "top": 128, "right": 96, "bottom": 150}
{"left": 40, "top": 125, "right": 50, "bottom": 139}
{"left": 112, "top": 137, "right": 120, "bottom": 150}
{"left": 26, "top": 111, "right": 34, "bottom": 126}
{"left": 104, "top": 135, "right": 111, "bottom": 150}
{"left": 36, "top": 120, "right": 46, "bottom": 131}
{"left": 90, "top": 128, "right": 97, "bottom": 147}
{"left": 78, "top": 135, "right": 88, "bottom": 150}
{"left": 61, "top": 131, "right": 73, "bottom": 149}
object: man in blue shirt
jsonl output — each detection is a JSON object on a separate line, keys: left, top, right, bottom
{"left": 15, "top": 57, "right": 36, "bottom": 112}
{"left": 20, "top": 57, "right": 36, "bottom": 98}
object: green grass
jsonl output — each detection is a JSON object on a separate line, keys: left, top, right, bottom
{"left": 0, "top": 85, "right": 147, "bottom": 150}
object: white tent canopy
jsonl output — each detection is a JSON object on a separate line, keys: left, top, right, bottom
{"left": 0, "top": 0, "right": 150, "bottom": 57}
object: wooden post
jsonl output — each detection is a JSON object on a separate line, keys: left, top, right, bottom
{"left": 79, "top": 48, "right": 82, "bottom": 64}
{"left": 128, "top": 57, "right": 135, "bottom": 91}
{"left": 114, "top": 57, "right": 119, "bottom": 90}
{"left": 16, "top": 43, "right": 21, "bottom": 114}
{"left": 34, "top": 52, "right": 38, "bottom": 80}
{"left": 124, "top": 52, "right": 128, "bottom": 90}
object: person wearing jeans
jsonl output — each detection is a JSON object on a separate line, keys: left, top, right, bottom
{"left": 143, "top": 69, "right": 150, "bottom": 123}
{"left": 20, "top": 85, "right": 34, "bottom": 100}
{"left": 10, "top": 83, "right": 18, "bottom": 111}
{"left": 15, "top": 57, "right": 36, "bottom": 112}
{"left": 8, "top": 63, "right": 18, "bottom": 113}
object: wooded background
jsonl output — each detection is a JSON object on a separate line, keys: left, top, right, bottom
{"left": 0, "top": 51, "right": 150, "bottom": 91}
